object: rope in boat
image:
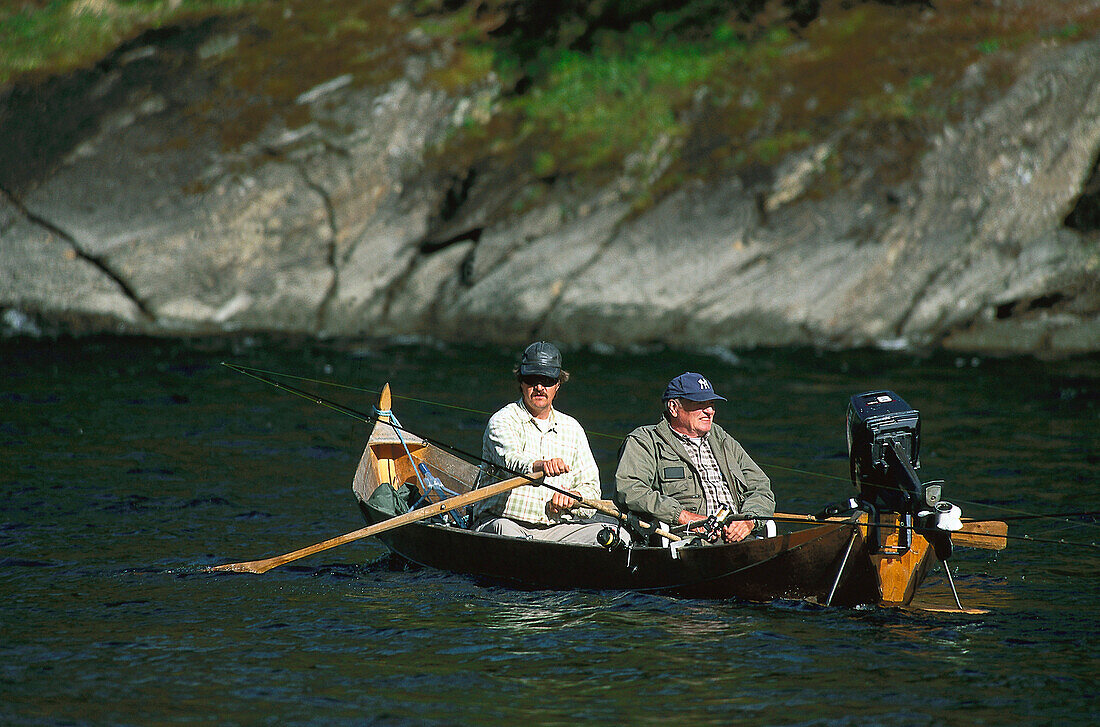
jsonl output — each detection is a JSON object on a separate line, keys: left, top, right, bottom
{"left": 371, "top": 407, "right": 426, "bottom": 494}
{"left": 373, "top": 405, "right": 471, "bottom": 527}
{"left": 223, "top": 364, "right": 1099, "bottom": 539}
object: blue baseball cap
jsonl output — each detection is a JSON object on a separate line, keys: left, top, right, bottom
{"left": 662, "top": 372, "right": 727, "bottom": 402}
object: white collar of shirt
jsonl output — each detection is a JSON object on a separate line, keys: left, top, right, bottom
{"left": 517, "top": 400, "right": 558, "bottom": 432}
{"left": 672, "top": 429, "right": 705, "bottom": 447}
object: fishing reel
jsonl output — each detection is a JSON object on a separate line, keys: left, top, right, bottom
{"left": 688, "top": 512, "right": 725, "bottom": 543}
{"left": 846, "top": 391, "right": 962, "bottom": 558}
{"left": 597, "top": 526, "right": 622, "bottom": 549}
{"left": 686, "top": 508, "right": 747, "bottom": 543}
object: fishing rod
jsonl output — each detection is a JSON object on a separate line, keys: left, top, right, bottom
{"left": 230, "top": 364, "right": 865, "bottom": 544}
{"left": 247, "top": 365, "right": 1015, "bottom": 537}
{"left": 224, "top": 363, "right": 621, "bottom": 434}
{"left": 224, "top": 362, "right": 552, "bottom": 487}
{"left": 672, "top": 510, "right": 1097, "bottom": 549}
{"left": 225, "top": 365, "right": 891, "bottom": 489}
{"left": 222, "top": 362, "right": 662, "bottom": 535}
{"left": 735, "top": 514, "right": 1098, "bottom": 549}
{"left": 968, "top": 511, "right": 1100, "bottom": 523}
{"left": 224, "top": 364, "right": 1098, "bottom": 549}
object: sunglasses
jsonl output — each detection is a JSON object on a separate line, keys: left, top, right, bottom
{"left": 520, "top": 375, "right": 559, "bottom": 388}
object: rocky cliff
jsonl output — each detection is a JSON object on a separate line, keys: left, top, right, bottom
{"left": 1, "top": 9, "right": 1097, "bottom": 354}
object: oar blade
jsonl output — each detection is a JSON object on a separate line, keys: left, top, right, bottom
{"left": 952, "top": 520, "right": 1008, "bottom": 550}
{"left": 205, "top": 559, "right": 275, "bottom": 574}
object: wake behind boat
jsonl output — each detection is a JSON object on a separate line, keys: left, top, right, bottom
{"left": 352, "top": 385, "right": 1001, "bottom": 609}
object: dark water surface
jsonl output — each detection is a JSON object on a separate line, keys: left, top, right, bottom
{"left": 3, "top": 336, "right": 1098, "bottom": 725}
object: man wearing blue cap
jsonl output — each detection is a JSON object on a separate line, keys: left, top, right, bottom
{"left": 473, "top": 342, "right": 615, "bottom": 544}
{"left": 615, "top": 372, "right": 775, "bottom": 543}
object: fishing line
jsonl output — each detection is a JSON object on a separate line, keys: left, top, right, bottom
{"left": 942, "top": 503, "right": 1100, "bottom": 531}
{"left": 223, "top": 363, "right": 612, "bottom": 511}
{"left": 1032, "top": 519, "right": 1098, "bottom": 540}
{"left": 759, "top": 516, "right": 1098, "bottom": 550}
{"left": 972, "top": 531, "right": 1097, "bottom": 549}
{"left": 225, "top": 364, "right": 1096, "bottom": 532}
{"left": 975, "top": 510, "right": 1099, "bottom": 523}
{"left": 224, "top": 363, "right": 490, "bottom": 417}
{"left": 227, "top": 363, "right": 1100, "bottom": 550}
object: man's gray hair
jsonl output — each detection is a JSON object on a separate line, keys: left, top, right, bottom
{"left": 663, "top": 397, "right": 683, "bottom": 420}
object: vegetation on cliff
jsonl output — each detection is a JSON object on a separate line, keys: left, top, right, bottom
{"left": 0, "top": 1, "right": 261, "bottom": 83}
{"left": 4, "top": 1, "right": 1096, "bottom": 199}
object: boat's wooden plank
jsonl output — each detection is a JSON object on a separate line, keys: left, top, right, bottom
{"left": 866, "top": 514, "right": 935, "bottom": 606}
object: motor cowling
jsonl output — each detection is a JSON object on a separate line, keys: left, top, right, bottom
{"left": 847, "top": 390, "right": 922, "bottom": 512}
{"left": 846, "top": 390, "right": 958, "bottom": 558}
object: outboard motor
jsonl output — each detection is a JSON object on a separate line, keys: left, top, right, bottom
{"left": 847, "top": 390, "right": 922, "bottom": 514}
{"left": 846, "top": 390, "right": 959, "bottom": 559}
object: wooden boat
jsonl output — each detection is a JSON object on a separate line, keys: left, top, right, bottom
{"left": 351, "top": 385, "right": 984, "bottom": 609}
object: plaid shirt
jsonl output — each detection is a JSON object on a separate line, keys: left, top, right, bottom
{"left": 671, "top": 430, "right": 735, "bottom": 517}
{"left": 477, "top": 401, "right": 600, "bottom": 524}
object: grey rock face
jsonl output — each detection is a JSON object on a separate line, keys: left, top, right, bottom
{"left": 865, "top": 40, "right": 1100, "bottom": 353}
{"left": 440, "top": 40, "right": 1100, "bottom": 354}
{"left": 1, "top": 25, "right": 1097, "bottom": 355}
{"left": 1, "top": 191, "right": 147, "bottom": 329}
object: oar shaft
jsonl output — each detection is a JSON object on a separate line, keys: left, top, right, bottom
{"left": 207, "top": 473, "right": 540, "bottom": 574}
{"left": 772, "top": 511, "right": 1008, "bottom": 550}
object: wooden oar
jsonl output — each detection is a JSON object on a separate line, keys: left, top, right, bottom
{"left": 949, "top": 519, "right": 1008, "bottom": 550}
{"left": 587, "top": 500, "right": 1007, "bottom": 549}
{"left": 206, "top": 473, "right": 540, "bottom": 574}
{"left": 774, "top": 511, "right": 1008, "bottom": 550}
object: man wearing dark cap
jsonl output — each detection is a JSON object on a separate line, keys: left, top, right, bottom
{"left": 473, "top": 342, "right": 615, "bottom": 544}
{"left": 615, "top": 372, "right": 775, "bottom": 543}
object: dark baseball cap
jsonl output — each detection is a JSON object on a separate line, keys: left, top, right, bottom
{"left": 518, "top": 341, "right": 562, "bottom": 378}
{"left": 662, "top": 372, "right": 726, "bottom": 402}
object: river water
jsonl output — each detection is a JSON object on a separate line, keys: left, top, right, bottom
{"left": 2, "top": 335, "right": 1097, "bottom": 725}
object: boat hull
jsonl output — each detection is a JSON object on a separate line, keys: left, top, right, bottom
{"left": 361, "top": 503, "right": 884, "bottom": 607}
{"left": 353, "top": 384, "right": 934, "bottom": 608}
